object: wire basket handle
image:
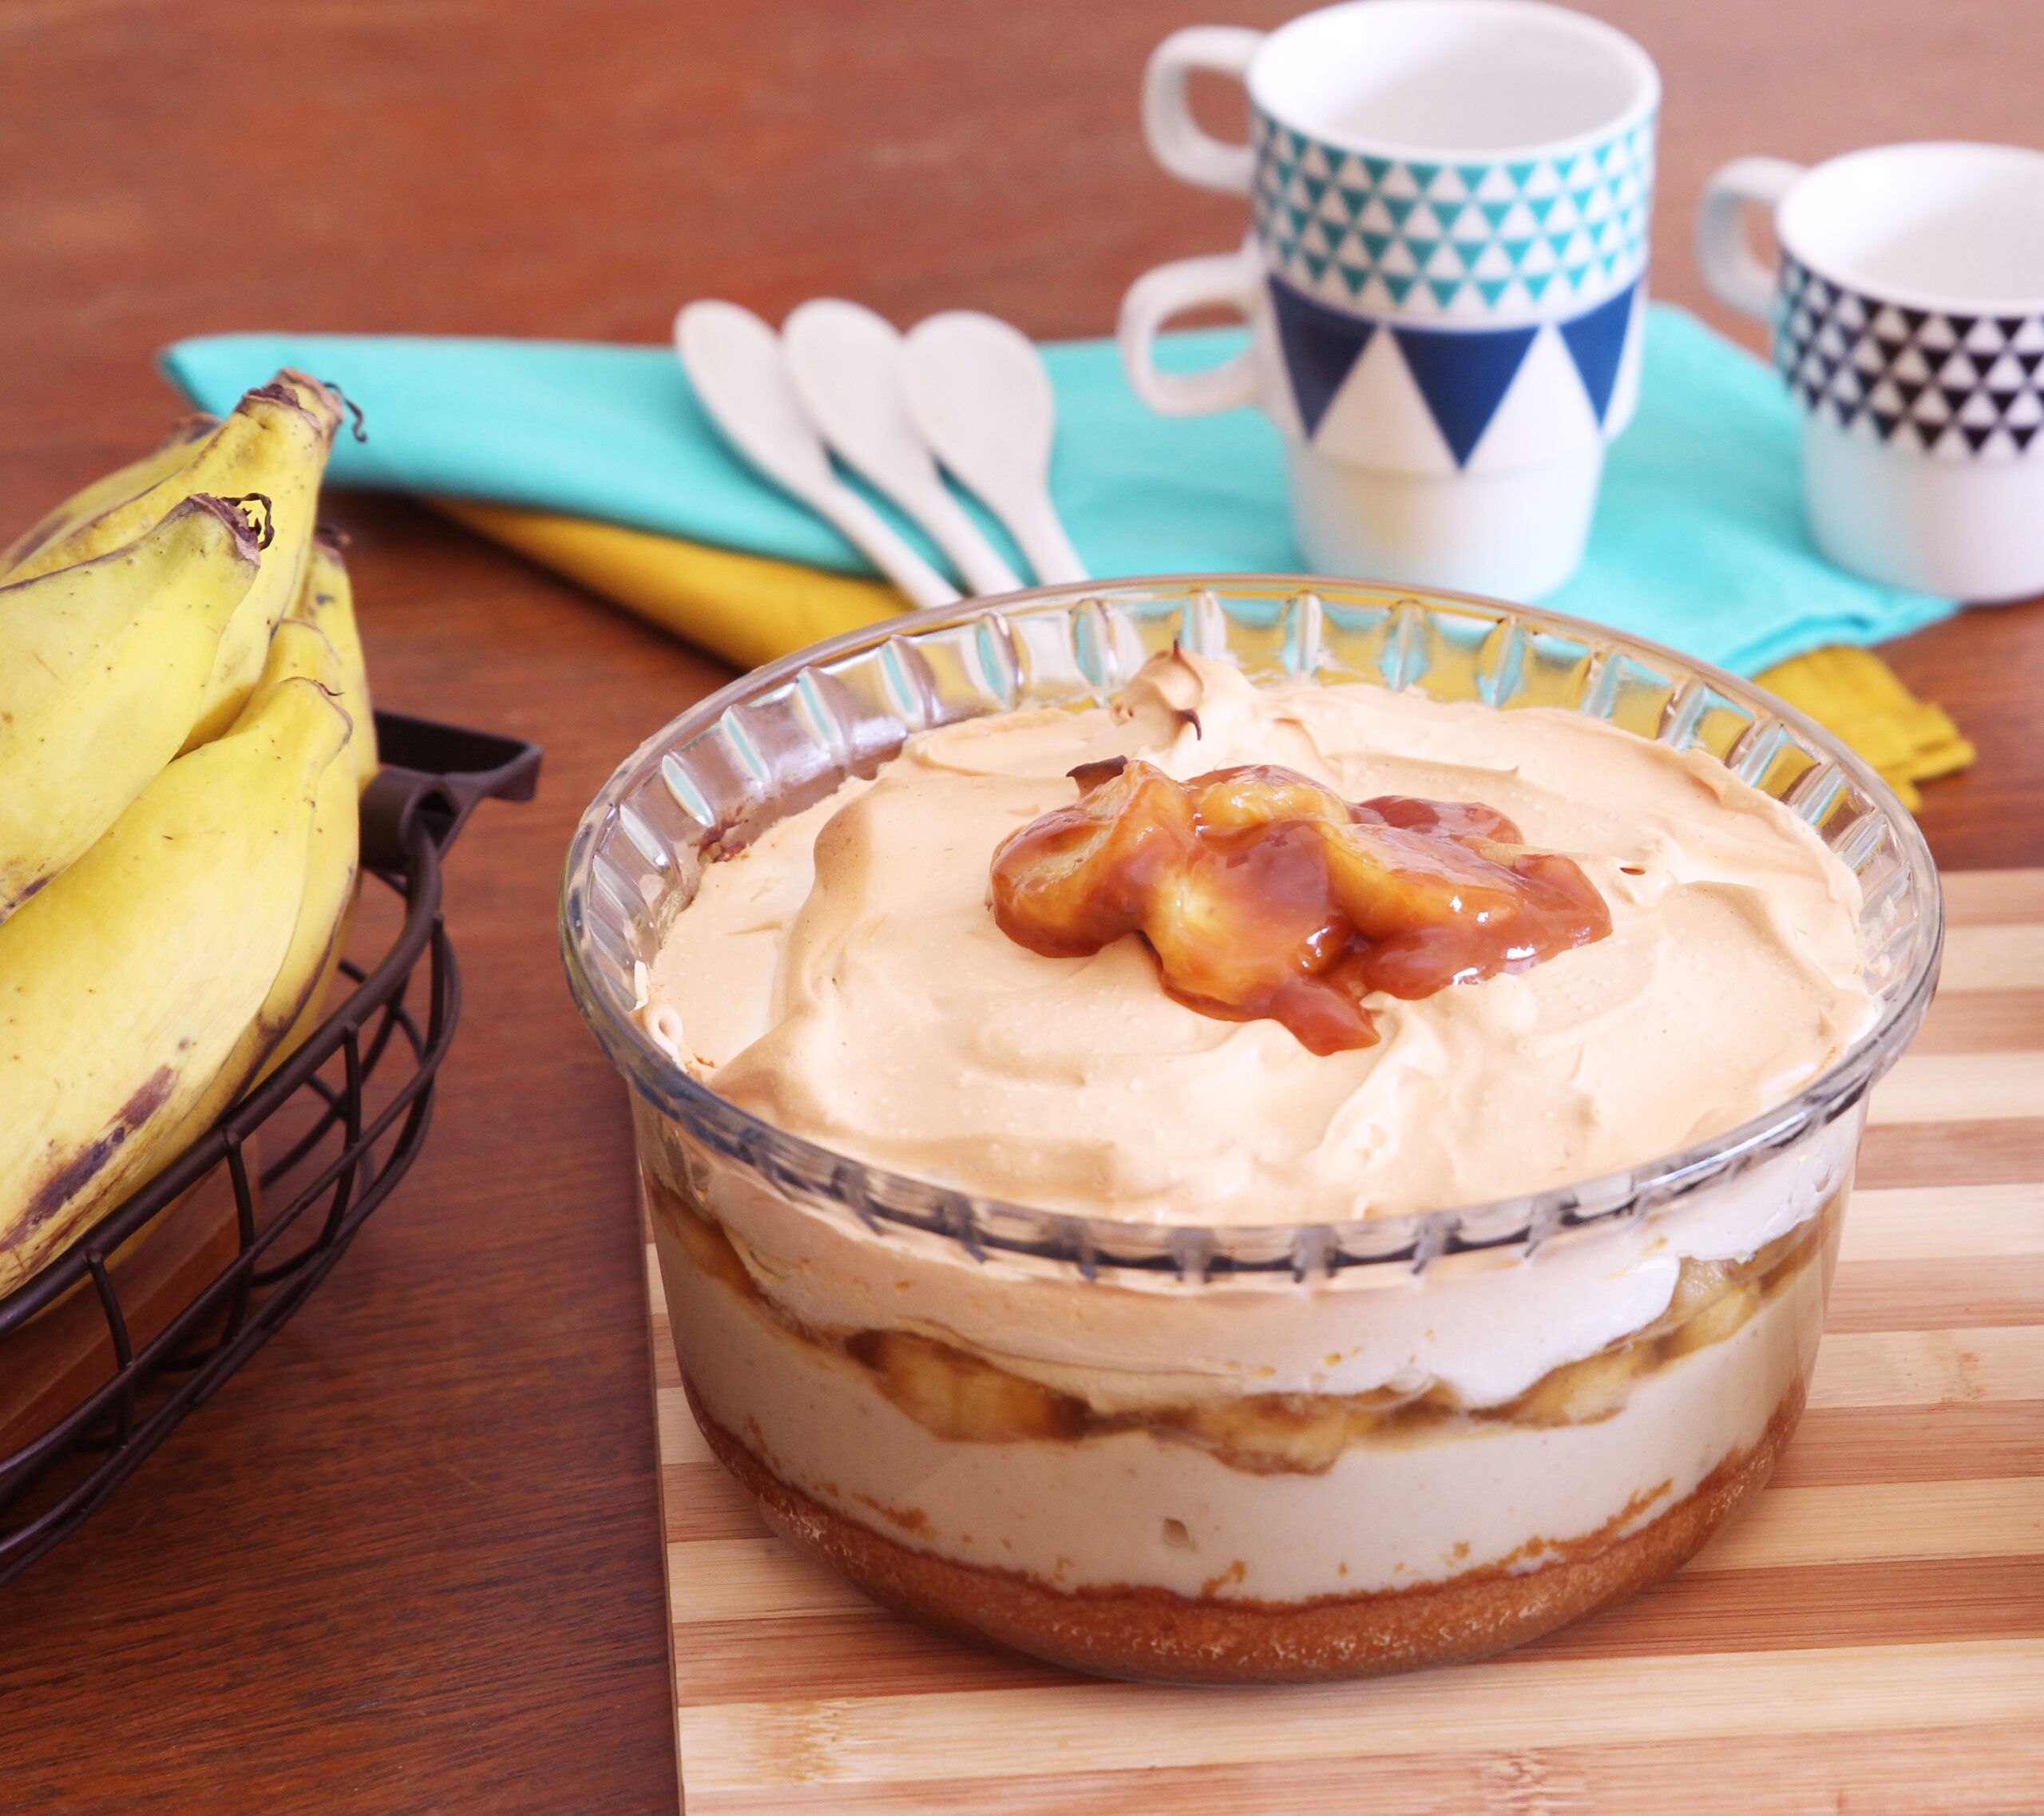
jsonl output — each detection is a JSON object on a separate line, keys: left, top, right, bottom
{"left": 362, "top": 713, "right": 543, "bottom": 871}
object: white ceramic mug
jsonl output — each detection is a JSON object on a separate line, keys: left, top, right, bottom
{"left": 1700, "top": 141, "right": 2044, "bottom": 601}
{"left": 1119, "top": 0, "right": 1658, "bottom": 598}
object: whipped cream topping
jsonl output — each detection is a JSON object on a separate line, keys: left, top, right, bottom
{"left": 644, "top": 651, "right": 1876, "bottom": 1226}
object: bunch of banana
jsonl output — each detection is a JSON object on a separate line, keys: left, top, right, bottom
{"left": 0, "top": 372, "right": 378, "bottom": 1298}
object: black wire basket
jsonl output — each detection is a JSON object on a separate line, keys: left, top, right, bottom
{"left": 0, "top": 712, "right": 541, "bottom": 1586}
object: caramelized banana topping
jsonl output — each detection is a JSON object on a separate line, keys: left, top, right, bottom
{"left": 988, "top": 759, "right": 1610, "bottom": 1053}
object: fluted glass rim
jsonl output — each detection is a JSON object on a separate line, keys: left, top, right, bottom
{"left": 561, "top": 575, "right": 1942, "bottom": 1280}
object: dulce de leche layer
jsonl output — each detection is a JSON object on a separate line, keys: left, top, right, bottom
{"left": 643, "top": 650, "right": 1876, "bottom": 1225}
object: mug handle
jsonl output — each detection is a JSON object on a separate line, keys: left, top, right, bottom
{"left": 1697, "top": 157, "right": 1805, "bottom": 318}
{"left": 1119, "top": 249, "right": 1262, "bottom": 416}
{"left": 1143, "top": 26, "right": 1266, "bottom": 193}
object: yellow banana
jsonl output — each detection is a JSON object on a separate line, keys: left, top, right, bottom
{"left": 8, "top": 372, "right": 346, "bottom": 750}
{"left": 259, "top": 625, "right": 363, "bottom": 1072}
{"left": 15, "top": 628, "right": 364, "bottom": 1294}
{"left": 0, "top": 414, "right": 217, "bottom": 575}
{"left": 0, "top": 494, "right": 263, "bottom": 918}
{"left": 290, "top": 531, "right": 378, "bottom": 786}
{"left": 0, "top": 673, "right": 348, "bottom": 1295}
{"left": 208, "top": 620, "right": 364, "bottom": 1102}
{"left": 103, "top": 623, "right": 366, "bottom": 1211}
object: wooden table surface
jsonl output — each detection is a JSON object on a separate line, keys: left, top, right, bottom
{"left": 1, "top": 2, "right": 2039, "bottom": 1810}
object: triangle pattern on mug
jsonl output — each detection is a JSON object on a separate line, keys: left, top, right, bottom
{"left": 1777, "top": 253, "right": 2044, "bottom": 461}
{"left": 1267, "top": 277, "right": 1378, "bottom": 438}
{"left": 1558, "top": 281, "right": 1638, "bottom": 425}
{"left": 1270, "top": 277, "right": 1641, "bottom": 470}
{"left": 1391, "top": 320, "right": 1539, "bottom": 466}
{"left": 1468, "top": 314, "right": 1609, "bottom": 474}
{"left": 1310, "top": 326, "right": 1459, "bottom": 471}
{"left": 1252, "top": 112, "right": 1655, "bottom": 321}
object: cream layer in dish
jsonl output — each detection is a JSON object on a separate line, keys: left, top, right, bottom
{"left": 643, "top": 1093, "right": 1857, "bottom": 1416}
{"left": 650, "top": 1163, "right": 1838, "bottom": 1601}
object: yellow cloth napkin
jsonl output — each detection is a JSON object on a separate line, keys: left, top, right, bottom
{"left": 1756, "top": 644, "right": 1975, "bottom": 809}
{"left": 438, "top": 500, "right": 1972, "bottom": 808}
{"left": 436, "top": 499, "right": 900, "bottom": 672}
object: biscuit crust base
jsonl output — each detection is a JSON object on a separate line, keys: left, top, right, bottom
{"left": 687, "top": 1380, "right": 1805, "bottom": 1685}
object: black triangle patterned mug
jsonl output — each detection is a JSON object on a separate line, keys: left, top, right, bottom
{"left": 1116, "top": 0, "right": 1658, "bottom": 600}
{"left": 1699, "top": 141, "right": 2044, "bottom": 602}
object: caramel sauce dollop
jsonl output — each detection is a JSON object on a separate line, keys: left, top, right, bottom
{"left": 988, "top": 758, "right": 1611, "bottom": 1054}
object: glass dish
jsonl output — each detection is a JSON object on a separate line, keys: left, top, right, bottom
{"left": 563, "top": 577, "right": 1940, "bottom": 1683}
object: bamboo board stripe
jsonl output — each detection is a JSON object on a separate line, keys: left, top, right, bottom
{"left": 661, "top": 1727, "right": 2044, "bottom": 1816}
{"left": 646, "top": 870, "right": 2044, "bottom": 1813}
{"left": 675, "top": 1643, "right": 2044, "bottom": 1793}
{"left": 1934, "top": 924, "right": 2044, "bottom": 993}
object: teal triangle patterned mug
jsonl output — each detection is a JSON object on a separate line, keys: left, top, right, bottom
{"left": 1119, "top": 0, "right": 1658, "bottom": 599}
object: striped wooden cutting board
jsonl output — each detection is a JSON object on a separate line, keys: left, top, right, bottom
{"left": 644, "top": 868, "right": 2044, "bottom": 1814}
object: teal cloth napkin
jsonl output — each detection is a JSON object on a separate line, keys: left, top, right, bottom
{"left": 163, "top": 304, "right": 1955, "bottom": 676}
